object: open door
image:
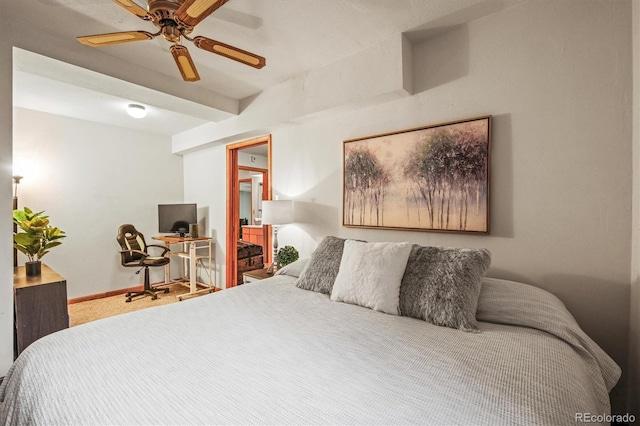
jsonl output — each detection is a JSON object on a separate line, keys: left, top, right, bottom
{"left": 226, "top": 135, "right": 272, "bottom": 288}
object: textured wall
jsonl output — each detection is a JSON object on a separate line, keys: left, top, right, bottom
{"left": 0, "top": 21, "right": 14, "bottom": 376}
{"left": 184, "top": 0, "right": 633, "bottom": 413}
{"left": 13, "top": 108, "right": 184, "bottom": 299}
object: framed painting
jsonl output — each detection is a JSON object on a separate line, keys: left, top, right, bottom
{"left": 343, "top": 115, "right": 491, "bottom": 234}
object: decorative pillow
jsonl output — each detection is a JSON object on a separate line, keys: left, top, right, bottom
{"left": 399, "top": 245, "right": 490, "bottom": 332}
{"left": 275, "top": 257, "right": 309, "bottom": 278}
{"left": 294, "top": 236, "right": 350, "bottom": 294}
{"left": 330, "top": 240, "right": 413, "bottom": 315}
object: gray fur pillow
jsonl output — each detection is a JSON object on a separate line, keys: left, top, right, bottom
{"left": 294, "top": 236, "right": 349, "bottom": 294}
{"left": 399, "top": 245, "right": 491, "bottom": 332}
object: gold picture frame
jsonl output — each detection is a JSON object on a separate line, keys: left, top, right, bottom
{"left": 343, "top": 115, "right": 491, "bottom": 234}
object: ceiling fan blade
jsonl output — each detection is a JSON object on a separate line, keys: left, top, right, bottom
{"left": 77, "top": 31, "right": 155, "bottom": 47}
{"left": 112, "top": 0, "right": 152, "bottom": 21}
{"left": 175, "top": 0, "right": 230, "bottom": 29}
{"left": 170, "top": 45, "right": 201, "bottom": 82}
{"left": 192, "top": 36, "right": 266, "bottom": 69}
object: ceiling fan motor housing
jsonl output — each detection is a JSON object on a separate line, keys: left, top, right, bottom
{"left": 148, "top": 0, "right": 192, "bottom": 41}
{"left": 148, "top": 0, "right": 184, "bottom": 21}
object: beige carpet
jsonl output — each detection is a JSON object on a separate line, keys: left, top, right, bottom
{"left": 68, "top": 283, "right": 209, "bottom": 327}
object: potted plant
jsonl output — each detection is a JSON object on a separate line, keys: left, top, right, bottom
{"left": 276, "top": 245, "right": 299, "bottom": 268}
{"left": 13, "top": 207, "right": 66, "bottom": 276}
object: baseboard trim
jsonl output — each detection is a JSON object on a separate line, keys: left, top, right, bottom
{"left": 68, "top": 282, "right": 221, "bottom": 305}
{"left": 68, "top": 285, "right": 145, "bottom": 304}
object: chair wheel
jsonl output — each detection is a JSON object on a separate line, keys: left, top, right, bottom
{"left": 151, "top": 294, "right": 157, "bottom": 300}
{"left": 125, "top": 292, "right": 131, "bottom": 297}
{"left": 163, "top": 288, "right": 169, "bottom": 293}
{"left": 178, "top": 297, "right": 183, "bottom": 302}
{"left": 126, "top": 297, "right": 132, "bottom": 303}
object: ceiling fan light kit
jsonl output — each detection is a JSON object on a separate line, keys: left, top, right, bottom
{"left": 77, "top": 0, "right": 266, "bottom": 82}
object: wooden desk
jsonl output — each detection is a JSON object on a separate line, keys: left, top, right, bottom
{"left": 152, "top": 236, "right": 214, "bottom": 300}
{"left": 14, "top": 264, "right": 68, "bottom": 357}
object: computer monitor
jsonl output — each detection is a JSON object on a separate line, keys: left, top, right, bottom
{"left": 158, "top": 203, "right": 197, "bottom": 236}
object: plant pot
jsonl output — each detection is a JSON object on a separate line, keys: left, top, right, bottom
{"left": 25, "top": 261, "right": 42, "bottom": 276}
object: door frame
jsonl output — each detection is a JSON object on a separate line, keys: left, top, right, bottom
{"left": 226, "top": 135, "right": 272, "bottom": 288}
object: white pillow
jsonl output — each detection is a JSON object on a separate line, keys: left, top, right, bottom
{"left": 330, "top": 240, "right": 413, "bottom": 315}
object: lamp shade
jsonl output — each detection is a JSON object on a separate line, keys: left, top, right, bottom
{"left": 261, "top": 200, "right": 293, "bottom": 225}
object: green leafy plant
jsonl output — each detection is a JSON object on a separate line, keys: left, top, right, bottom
{"left": 276, "top": 245, "right": 299, "bottom": 266}
{"left": 13, "top": 207, "right": 66, "bottom": 263}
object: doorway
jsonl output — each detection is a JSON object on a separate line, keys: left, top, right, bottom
{"left": 226, "top": 135, "right": 272, "bottom": 288}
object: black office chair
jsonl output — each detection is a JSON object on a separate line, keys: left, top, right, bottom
{"left": 117, "top": 224, "right": 171, "bottom": 302}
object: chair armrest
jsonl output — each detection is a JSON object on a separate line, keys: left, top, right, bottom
{"left": 146, "top": 244, "right": 170, "bottom": 257}
{"left": 119, "top": 249, "right": 148, "bottom": 258}
{"left": 119, "top": 249, "right": 149, "bottom": 266}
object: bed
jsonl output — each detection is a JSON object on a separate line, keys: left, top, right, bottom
{"left": 0, "top": 240, "right": 620, "bottom": 425}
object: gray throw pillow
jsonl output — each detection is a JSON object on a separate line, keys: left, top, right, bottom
{"left": 294, "top": 236, "right": 349, "bottom": 294}
{"left": 399, "top": 245, "right": 491, "bottom": 332}
{"left": 275, "top": 257, "right": 309, "bottom": 278}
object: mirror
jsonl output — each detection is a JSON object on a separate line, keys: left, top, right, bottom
{"left": 238, "top": 171, "right": 263, "bottom": 226}
{"left": 239, "top": 180, "right": 252, "bottom": 225}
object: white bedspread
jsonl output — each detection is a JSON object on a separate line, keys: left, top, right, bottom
{"left": 0, "top": 270, "right": 620, "bottom": 425}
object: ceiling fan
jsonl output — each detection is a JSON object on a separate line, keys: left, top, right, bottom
{"left": 77, "top": 0, "right": 266, "bottom": 82}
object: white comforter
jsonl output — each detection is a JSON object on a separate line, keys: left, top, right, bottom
{"left": 0, "top": 266, "right": 620, "bottom": 425}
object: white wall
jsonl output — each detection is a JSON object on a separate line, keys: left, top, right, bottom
{"left": 183, "top": 148, "right": 269, "bottom": 287}
{"left": 13, "top": 108, "right": 184, "bottom": 299}
{"left": 238, "top": 151, "right": 267, "bottom": 169}
{"left": 183, "top": 0, "right": 633, "bottom": 413}
{"left": 0, "top": 27, "right": 14, "bottom": 376}
{"left": 183, "top": 147, "right": 227, "bottom": 287}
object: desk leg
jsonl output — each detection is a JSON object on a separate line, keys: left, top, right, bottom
{"left": 164, "top": 241, "right": 171, "bottom": 283}
{"left": 189, "top": 242, "right": 197, "bottom": 294}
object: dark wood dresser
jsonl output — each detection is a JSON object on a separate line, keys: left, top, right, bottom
{"left": 13, "top": 264, "right": 69, "bottom": 357}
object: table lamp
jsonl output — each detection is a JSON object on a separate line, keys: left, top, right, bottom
{"left": 261, "top": 199, "right": 293, "bottom": 274}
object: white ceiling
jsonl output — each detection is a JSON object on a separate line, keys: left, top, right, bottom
{"left": 9, "top": 0, "right": 522, "bottom": 137}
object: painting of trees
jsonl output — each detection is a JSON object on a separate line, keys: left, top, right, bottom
{"left": 344, "top": 146, "right": 391, "bottom": 226}
{"left": 343, "top": 116, "right": 490, "bottom": 233}
{"left": 404, "top": 123, "right": 488, "bottom": 231}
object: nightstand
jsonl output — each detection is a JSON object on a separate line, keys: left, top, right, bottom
{"left": 242, "top": 268, "right": 273, "bottom": 283}
{"left": 14, "top": 264, "right": 69, "bottom": 358}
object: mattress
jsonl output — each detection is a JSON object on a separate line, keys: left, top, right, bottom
{"left": 0, "top": 263, "right": 620, "bottom": 425}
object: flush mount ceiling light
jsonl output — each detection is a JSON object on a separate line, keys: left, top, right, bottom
{"left": 127, "top": 104, "right": 147, "bottom": 118}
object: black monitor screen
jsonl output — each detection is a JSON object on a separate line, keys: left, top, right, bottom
{"left": 158, "top": 203, "right": 197, "bottom": 235}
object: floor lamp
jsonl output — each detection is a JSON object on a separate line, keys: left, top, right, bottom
{"left": 261, "top": 200, "right": 293, "bottom": 275}
{"left": 13, "top": 175, "right": 22, "bottom": 268}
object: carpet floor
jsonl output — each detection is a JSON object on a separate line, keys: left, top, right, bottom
{"left": 68, "top": 283, "right": 206, "bottom": 327}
